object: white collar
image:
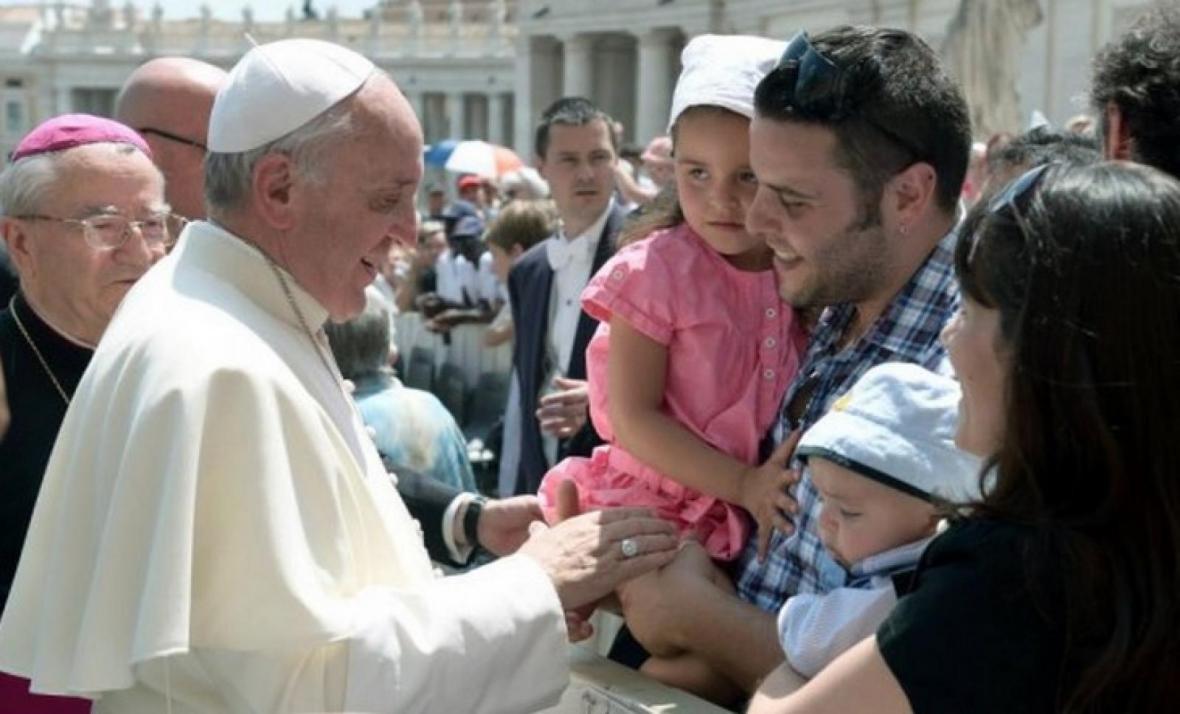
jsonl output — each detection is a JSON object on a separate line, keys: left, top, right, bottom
{"left": 558, "top": 197, "right": 615, "bottom": 245}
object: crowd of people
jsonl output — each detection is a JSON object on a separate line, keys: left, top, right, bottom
{"left": 0, "top": 3, "right": 1178, "bottom": 713}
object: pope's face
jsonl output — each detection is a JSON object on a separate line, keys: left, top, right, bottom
{"left": 290, "top": 75, "right": 423, "bottom": 321}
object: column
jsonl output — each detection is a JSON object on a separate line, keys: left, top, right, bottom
{"left": 562, "top": 33, "right": 594, "bottom": 99}
{"left": 513, "top": 35, "right": 534, "bottom": 156}
{"left": 634, "top": 29, "right": 675, "bottom": 144}
{"left": 447, "top": 91, "right": 465, "bottom": 140}
{"left": 55, "top": 87, "right": 71, "bottom": 115}
{"left": 488, "top": 92, "right": 506, "bottom": 146}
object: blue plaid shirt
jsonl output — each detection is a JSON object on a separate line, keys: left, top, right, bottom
{"left": 735, "top": 231, "right": 960, "bottom": 612}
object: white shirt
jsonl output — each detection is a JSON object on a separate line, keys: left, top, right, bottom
{"left": 0, "top": 222, "right": 568, "bottom": 713}
{"left": 436, "top": 250, "right": 499, "bottom": 306}
{"left": 541, "top": 198, "right": 614, "bottom": 464}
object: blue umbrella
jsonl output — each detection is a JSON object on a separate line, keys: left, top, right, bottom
{"left": 423, "top": 139, "right": 459, "bottom": 167}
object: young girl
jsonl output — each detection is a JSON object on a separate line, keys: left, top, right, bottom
{"left": 538, "top": 34, "right": 807, "bottom": 698}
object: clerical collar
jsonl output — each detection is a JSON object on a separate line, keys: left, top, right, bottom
{"left": 19, "top": 291, "right": 96, "bottom": 349}
{"left": 198, "top": 219, "right": 330, "bottom": 332}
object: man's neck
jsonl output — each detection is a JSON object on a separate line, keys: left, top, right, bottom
{"left": 560, "top": 201, "right": 611, "bottom": 241}
{"left": 840, "top": 212, "right": 954, "bottom": 349}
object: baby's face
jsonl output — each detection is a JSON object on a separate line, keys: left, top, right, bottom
{"left": 810, "top": 457, "right": 938, "bottom": 567}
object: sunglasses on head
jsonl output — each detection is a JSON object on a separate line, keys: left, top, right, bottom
{"left": 771, "top": 32, "right": 925, "bottom": 164}
{"left": 987, "top": 163, "right": 1050, "bottom": 216}
{"left": 775, "top": 32, "right": 850, "bottom": 118}
{"left": 967, "top": 163, "right": 1051, "bottom": 262}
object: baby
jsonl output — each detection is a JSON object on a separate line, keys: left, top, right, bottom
{"left": 778, "top": 362, "right": 981, "bottom": 678}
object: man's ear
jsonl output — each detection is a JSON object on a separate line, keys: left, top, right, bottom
{"left": 251, "top": 153, "right": 299, "bottom": 230}
{"left": 1104, "top": 101, "right": 1133, "bottom": 160}
{"left": 886, "top": 161, "right": 939, "bottom": 232}
{"left": 3, "top": 217, "right": 36, "bottom": 282}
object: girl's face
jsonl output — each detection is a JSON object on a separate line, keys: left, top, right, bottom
{"left": 674, "top": 109, "right": 767, "bottom": 269}
{"left": 941, "top": 296, "right": 1009, "bottom": 457}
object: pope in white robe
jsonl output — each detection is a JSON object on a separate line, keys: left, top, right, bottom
{"left": 0, "top": 217, "right": 571, "bottom": 713}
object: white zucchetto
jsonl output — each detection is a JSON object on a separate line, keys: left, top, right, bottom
{"left": 209, "top": 38, "right": 375, "bottom": 153}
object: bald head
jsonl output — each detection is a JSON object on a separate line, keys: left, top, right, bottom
{"left": 116, "top": 57, "right": 227, "bottom": 220}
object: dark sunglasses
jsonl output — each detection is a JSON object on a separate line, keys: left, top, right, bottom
{"left": 968, "top": 163, "right": 1051, "bottom": 262}
{"left": 771, "top": 32, "right": 925, "bottom": 163}
{"left": 775, "top": 31, "right": 850, "bottom": 119}
{"left": 137, "top": 127, "right": 207, "bottom": 152}
{"left": 986, "top": 163, "right": 1050, "bottom": 215}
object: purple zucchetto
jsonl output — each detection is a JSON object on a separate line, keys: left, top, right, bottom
{"left": 11, "top": 114, "right": 151, "bottom": 162}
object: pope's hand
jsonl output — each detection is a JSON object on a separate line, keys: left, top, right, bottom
{"left": 476, "top": 495, "right": 543, "bottom": 557}
{"left": 518, "top": 507, "right": 678, "bottom": 611}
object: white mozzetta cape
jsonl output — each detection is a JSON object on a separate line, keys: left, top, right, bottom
{"left": 0, "top": 222, "right": 568, "bottom": 713}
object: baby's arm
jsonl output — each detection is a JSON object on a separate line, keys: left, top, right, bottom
{"left": 607, "top": 315, "right": 797, "bottom": 548}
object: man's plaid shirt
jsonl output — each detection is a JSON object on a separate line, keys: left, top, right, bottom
{"left": 735, "top": 231, "right": 961, "bottom": 612}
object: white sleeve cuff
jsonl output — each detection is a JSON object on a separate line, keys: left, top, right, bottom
{"left": 442, "top": 492, "right": 475, "bottom": 564}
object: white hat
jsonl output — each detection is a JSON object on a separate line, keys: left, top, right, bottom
{"left": 208, "top": 38, "right": 375, "bottom": 153}
{"left": 667, "top": 34, "right": 786, "bottom": 132}
{"left": 796, "top": 363, "right": 982, "bottom": 504}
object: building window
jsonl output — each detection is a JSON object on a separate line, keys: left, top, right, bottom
{"left": 5, "top": 100, "right": 23, "bottom": 135}
{"left": 71, "top": 88, "right": 118, "bottom": 118}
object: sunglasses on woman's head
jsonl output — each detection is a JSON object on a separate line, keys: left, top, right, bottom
{"left": 967, "top": 163, "right": 1051, "bottom": 262}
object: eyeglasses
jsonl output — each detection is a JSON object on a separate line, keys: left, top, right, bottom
{"left": 967, "top": 163, "right": 1050, "bottom": 262}
{"left": 136, "top": 127, "right": 207, "bottom": 152}
{"left": 772, "top": 32, "right": 925, "bottom": 163}
{"left": 15, "top": 211, "right": 177, "bottom": 250}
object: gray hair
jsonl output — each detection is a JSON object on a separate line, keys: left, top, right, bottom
{"left": 0, "top": 143, "right": 142, "bottom": 217}
{"left": 204, "top": 102, "right": 355, "bottom": 215}
{"left": 324, "top": 289, "right": 393, "bottom": 382}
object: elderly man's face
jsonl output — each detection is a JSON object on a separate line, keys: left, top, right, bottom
{"left": 291, "top": 76, "right": 422, "bottom": 321}
{"left": 6, "top": 144, "right": 167, "bottom": 343}
{"left": 746, "top": 117, "right": 890, "bottom": 310}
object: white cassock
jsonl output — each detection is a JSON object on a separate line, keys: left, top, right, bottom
{"left": 0, "top": 221, "right": 569, "bottom": 713}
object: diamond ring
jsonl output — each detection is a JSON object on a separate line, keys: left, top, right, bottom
{"left": 620, "top": 537, "right": 639, "bottom": 559}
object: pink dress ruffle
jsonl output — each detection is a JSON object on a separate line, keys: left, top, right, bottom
{"left": 538, "top": 224, "right": 807, "bottom": 561}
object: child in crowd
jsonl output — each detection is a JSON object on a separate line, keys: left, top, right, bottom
{"left": 779, "top": 362, "right": 980, "bottom": 678}
{"left": 538, "top": 34, "right": 809, "bottom": 698}
{"left": 483, "top": 199, "right": 557, "bottom": 347}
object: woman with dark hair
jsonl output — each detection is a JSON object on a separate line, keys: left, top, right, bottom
{"left": 748, "top": 161, "right": 1180, "bottom": 712}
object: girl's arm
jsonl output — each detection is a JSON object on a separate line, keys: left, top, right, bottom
{"left": 747, "top": 637, "right": 912, "bottom": 714}
{"left": 607, "top": 315, "right": 798, "bottom": 555}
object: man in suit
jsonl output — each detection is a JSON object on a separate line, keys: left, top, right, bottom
{"left": 503, "top": 97, "right": 625, "bottom": 496}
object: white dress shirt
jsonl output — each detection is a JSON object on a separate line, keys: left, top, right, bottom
{"left": 540, "top": 198, "right": 614, "bottom": 464}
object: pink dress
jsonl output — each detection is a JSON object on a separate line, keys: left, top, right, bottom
{"left": 538, "top": 224, "right": 807, "bottom": 560}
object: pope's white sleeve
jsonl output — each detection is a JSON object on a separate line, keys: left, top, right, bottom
{"left": 126, "top": 556, "right": 568, "bottom": 713}
{"left": 777, "top": 585, "right": 898, "bottom": 678}
{"left": 344, "top": 553, "right": 569, "bottom": 713}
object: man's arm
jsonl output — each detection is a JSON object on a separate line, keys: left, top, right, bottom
{"left": 388, "top": 459, "right": 544, "bottom": 565}
{"left": 619, "top": 543, "right": 785, "bottom": 693}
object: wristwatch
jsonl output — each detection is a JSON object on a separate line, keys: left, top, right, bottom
{"left": 463, "top": 495, "right": 487, "bottom": 548}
